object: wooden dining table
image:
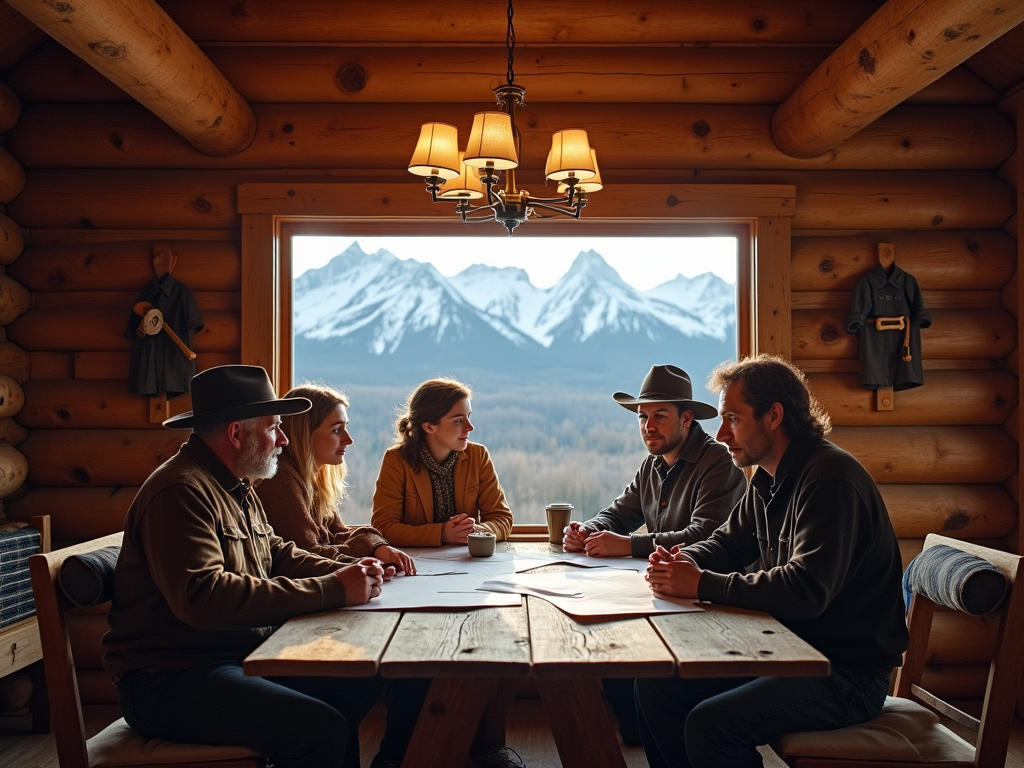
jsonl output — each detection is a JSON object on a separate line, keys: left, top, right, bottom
{"left": 243, "top": 542, "right": 830, "bottom": 768}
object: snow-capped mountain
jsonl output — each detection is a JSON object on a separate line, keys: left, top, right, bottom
{"left": 293, "top": 242, "right": 736, "bottom": 386}
{"left": 450, "top": 250, "right": 729, "bottom": 346}
{"left": 294, "top": 243, "right": 537, "bottom": 355}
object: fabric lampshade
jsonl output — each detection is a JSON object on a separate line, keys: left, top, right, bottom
{"left": 408, "top": 122, "right": 461, "bottom": 179}
{"left": 558, "top": 149, "right": 603, "bottom": 193}
{"left": 463, "top": 112, "right": 519, "bottom": 170}
{"left": 438, "top": 152, "right": 487, "bottom": 199}
{"left": 545, "top": 129, "right": 596, "bottom": 181}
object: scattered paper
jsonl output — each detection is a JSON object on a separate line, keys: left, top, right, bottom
{"left": 344, "top": 571, "right": 522, "bottom": 611}
{"left": 478, "top": 568, "right": 702, "bottom": 619}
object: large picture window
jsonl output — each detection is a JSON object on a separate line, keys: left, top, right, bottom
{"left": 290, "top": 235, "right": 739, "bottom": 525}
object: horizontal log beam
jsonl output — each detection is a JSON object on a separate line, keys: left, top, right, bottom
{"left": 159, "top": 0, "right": 880, "bottom": 45}
{"left": 8, "top": 241, "right": 240, "bottom": 293}
{"left": 6, "top": 309, "right": 240, "bottom": 353}
{"left": 22, "top": 428, "right": 190, "bottom": 485}
{"left": 792, "top": 308, "right": 1017, "bottom": 361}
{"left": 828, "top": 426, "right": 1018, "bottom": 484}
{"left": 927, "top": 612, "right": 997, "bottom": 665}
{"left": 5, "top": 486, "right": 138, "bottom": 539}
{"left": 792, "top": 231, "right": 1016, "bottom": 291}
{"left": 808, "top": 370, "right": 1016, "bottom": 426}
{"left": 17, "top": 379, "right": 185, "bottom": 429}
{"left": 771, "top": 0, "right": 1024, "bottom": 158}
{"left": 9, "top": 170, "right": 1012, "bottom": 231}
{"left": 31, "top": 291, "right": 239, "bottom": 312}
{"left": 792, "top": 290, "right": 1002, "bottom": 311}
{"left": 8, "top": 42, "right": 998, "bottom": 107}
{"left": 72, "top": 351, "right": 239, "bottom": 380}
{"left": 880, "top": 484, "right": 1017, "bottom": 540}
{"left": 5, "top": 0, "right": 256, "bottom": 157}
{"left": 9, "top": 103, "right": 1013, "bottom": 173}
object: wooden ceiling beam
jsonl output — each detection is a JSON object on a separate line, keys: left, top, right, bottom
{"left": 4, "top": 0, "right": 255, "bottom": 157}
{"left": 771, "top": 0, "right": 1024, "bottom": 159}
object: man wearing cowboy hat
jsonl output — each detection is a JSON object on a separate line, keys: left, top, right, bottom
{"left": 563, "top": 363, "right": 746, "bottom": 559}
{"left": 103, "top": 365, "right": 390, "bottom": 768}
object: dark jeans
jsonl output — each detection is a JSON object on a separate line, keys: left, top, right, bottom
{"left": 116, "top": 662, "right": 385, "bottom": 768}
{"left": 635, "top": 664, "right": 890, "bottom": 768}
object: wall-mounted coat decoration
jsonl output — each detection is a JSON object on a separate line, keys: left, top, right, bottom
{"left": 123, "top": 246, "right": 203, "bottom": 398}
{"left": 845, "top": 243, "right": 931, "bottom": 407}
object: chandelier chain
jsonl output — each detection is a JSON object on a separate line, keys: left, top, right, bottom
{"left": 506, "top": 0, "right": 516, "bottom": 86}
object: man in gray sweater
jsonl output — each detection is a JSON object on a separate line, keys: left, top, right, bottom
{"left": 563, "top": 364, "right": 746, "bottom": 558}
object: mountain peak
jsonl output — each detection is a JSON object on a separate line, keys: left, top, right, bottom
{"left": 564, "top": 249, "right": 624, "bottom": 282}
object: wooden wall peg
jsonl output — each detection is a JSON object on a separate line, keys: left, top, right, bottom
{"left": 877, "top": 242, "right": 895, "bottom": 274}
{"left": 152, "top": 243, "right": 177, "bottom": 277}
{"left": 876, "top": 386, "right": 894, "bottom": 411}
{"left": 149, "top": 392, "right": 169, "bottom": 423}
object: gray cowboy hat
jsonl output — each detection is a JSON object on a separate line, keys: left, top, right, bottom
{"left": 613, "top": 364, "right": 718, "bottom": 420}
{"left": 163, "top": 365, "right": 311, "bottom": 429}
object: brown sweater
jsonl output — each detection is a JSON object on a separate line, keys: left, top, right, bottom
{"left": 256, "top": 451, "right": 388, "bottom": 561}
{"left": 103, "top": 436, "right": 348, "bottom": 677}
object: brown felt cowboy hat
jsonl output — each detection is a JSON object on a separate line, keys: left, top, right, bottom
{"left": 613, "top": 364, "right": 718, "bottom": 420}
{"left": 163, "top": 365, "right": 311, "bottom": 429}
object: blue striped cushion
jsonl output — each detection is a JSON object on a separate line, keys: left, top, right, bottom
{"left": 903, "top": 544, "right": 1007, "bottom": 616}
{"left": 0, "top": 528, "right": 40, "bottom": 628}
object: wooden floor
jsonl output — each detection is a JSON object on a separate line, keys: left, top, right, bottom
{"left": 3, "top": 698, "right": 1024, "bottom": 767}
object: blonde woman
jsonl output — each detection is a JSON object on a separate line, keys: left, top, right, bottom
{"left": 258, "top": 383, "right": 414, "bottom": 575}
{"left": 371, "top": 378, "right": 513, "bottom": 548}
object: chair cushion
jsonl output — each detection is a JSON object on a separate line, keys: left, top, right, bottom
{"left": 88, "top": 717, "right": 262, "bottom": 766}
{"left": 771, "top": 696, "right": 976, "bottom": 763}
{"left": 59, "top": 546, "right": 120, "bottom": 608}
{"left": 903, "top": 544, "right": 1007, "bottom": 616}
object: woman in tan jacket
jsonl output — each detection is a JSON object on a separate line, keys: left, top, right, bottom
{"left": 371, "top": 378, "right": 514, "bottom": 548}
{"left": 258, "top": 383, "right": 415, "bottom": 574}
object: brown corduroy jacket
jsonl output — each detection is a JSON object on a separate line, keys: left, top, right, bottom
{"left": 371, "top": 442, "right": 513, "bottom": 547}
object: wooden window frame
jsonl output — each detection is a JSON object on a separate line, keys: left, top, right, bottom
{"left": 239, "top": 182, "right": 795, "bottom": 392}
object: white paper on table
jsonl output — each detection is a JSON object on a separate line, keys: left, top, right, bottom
{"left": 343, "top": 571, "right": 522, "bottom": 611}
{"left": 478, "top": 568, "right": 702, "bottom": 619}
{"left": 512, "top": 550, "right": 642, "bottom": 572}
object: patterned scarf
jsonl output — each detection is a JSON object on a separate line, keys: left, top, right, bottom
{"left": 420, "top": 445, "right": 459, "bottom": 523}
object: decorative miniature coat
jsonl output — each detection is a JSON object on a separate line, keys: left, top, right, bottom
{"left": 845, "top": 264, "right": 931, "bottom": 391}
{"left": 124, "top": 274, "right": 204, "bottom": 396}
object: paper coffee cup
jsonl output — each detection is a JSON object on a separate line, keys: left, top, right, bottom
{"left": 545, "top": 503, "right": 574, "bottom": 544}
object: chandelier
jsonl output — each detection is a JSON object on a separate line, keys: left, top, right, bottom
{"left": 406, "top": 0, "right": 603, "bottom": 236}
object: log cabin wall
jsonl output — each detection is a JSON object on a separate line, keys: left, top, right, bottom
{"left": 0, "top": 0, "right": 1021, "bottom": 713}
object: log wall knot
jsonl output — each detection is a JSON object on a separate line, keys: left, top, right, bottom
{"left": 819, "top": 324, "right": 839, "bottom": 342}
{"left": 964, "top": 239, "right": 981, "bottom": 254}
{"left": 191, "top": 195, "right": 214, "bottom": 214}
{"left": 858, "top": 49, "right": 877, "bottom": 75}
{"left": 231, "top": 1, "right": 250, "bottom": 18}
{"left": 110, "top": 132, "right": 123, "bottom": 149}
{"left": 931, "top": 215, "right": 944, "bottom": 226}
{"left": 692, "top": 120, "right": 711, "bottom": 138}
{"left": 89, "top": 41, "right": 127, "bottom": 60}
{"left": 942, "top": 512, "right": 971, "bottom": 531}
{"left": 336, "top": 65, "right": 368, "bottom": 94}
{"left": 73, "top": 467, "right": 90, "bottom": 484}
{"left": 942, "top": 25, "right": 969, "bottom": 41}
{"left": 47, "top": 1, "right": 74, "bottom": 13}
{"left": 666, "top": 195, "right": 680, "bottom": 207}
{"left": 750, "top": 18, "right": 766, "bottom": 32}
{"left": 281, "top": 124, "right": 294, "bottom": 134}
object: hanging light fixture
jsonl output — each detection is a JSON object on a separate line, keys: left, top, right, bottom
{"left": 407, "top": 0, "right": 603, "bottom": 235}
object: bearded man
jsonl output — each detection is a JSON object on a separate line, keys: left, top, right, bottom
{"left": 563, "top": 364, "right": 746, "bottom": 559}
{"left": 103, "top": 365, "right": 390, "bottom": 768}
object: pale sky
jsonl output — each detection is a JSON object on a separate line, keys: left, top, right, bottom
{"left": 293, "top": 236, "right": 737, "bottom": 291}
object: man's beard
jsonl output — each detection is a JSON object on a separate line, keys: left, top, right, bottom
{"left": 647, "top": 425, "right": 686, "bottom": 457}
{"left": 239, "top": 429, "right": 281, "bottom": 480}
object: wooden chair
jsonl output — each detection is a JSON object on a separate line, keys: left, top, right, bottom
{"left": 770, "top": 534, "right": 1024, "bottom": 768}
{"left": 29, "top": 531, "right": 266, "bottom": 768}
